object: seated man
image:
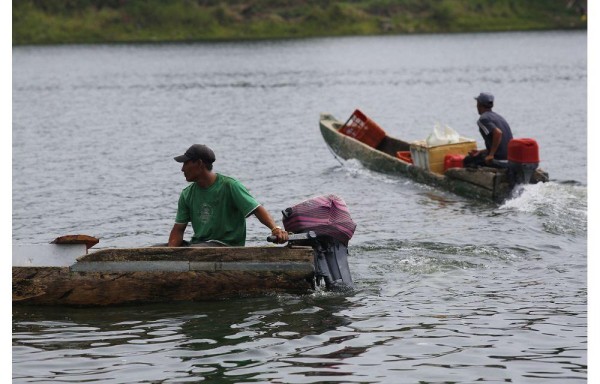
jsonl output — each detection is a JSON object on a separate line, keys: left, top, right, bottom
{"left": 465, "top": 92, "right": 514, "bottom": 168}
{"left": 168, "top": 144, "right": 288, "bottom": 247}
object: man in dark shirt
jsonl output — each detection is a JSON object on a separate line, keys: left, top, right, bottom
{"left": 470, "top": 92, "right": 513, "bottom": 166}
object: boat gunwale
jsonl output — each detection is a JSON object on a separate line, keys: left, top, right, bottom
{"left": 79, "top": 245, "right": 314, "bottom": 263}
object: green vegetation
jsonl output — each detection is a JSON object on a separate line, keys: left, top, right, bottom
{"left": 12, "top": 0, "right": 587, "bottom": 45}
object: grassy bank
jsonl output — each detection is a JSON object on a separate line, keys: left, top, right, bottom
{"left": 13, "top": 0, "right": 587, "bottom": 45}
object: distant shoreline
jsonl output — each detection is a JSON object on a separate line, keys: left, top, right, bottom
{"left": 13, "top": 0, "right": 587, "bottom": 46}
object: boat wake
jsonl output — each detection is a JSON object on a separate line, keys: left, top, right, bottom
{"left": 501, "top": 181, "right": 586, "bottom": 212}
{"left": 351, "top": 239, "right": 526, "bottom": 275}
{"left": 333, "top": 159, "right": 438, "bottom": 197}
{"left": 499, "top": 181, "right": 587, "bottom": 236}
{"left": 335, "top": 159, "right": 402, "bottom": 184}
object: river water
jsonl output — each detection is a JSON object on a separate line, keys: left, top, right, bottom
{"left": 12, "top": 31, "right": 587, "bottom": 383}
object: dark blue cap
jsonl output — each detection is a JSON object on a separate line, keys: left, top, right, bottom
{"left": 474, "top": 92, "right": 494, "bottom": 107}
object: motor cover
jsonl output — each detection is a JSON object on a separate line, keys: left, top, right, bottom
{"left": 282, "top": 195, "right": 356, "bottom": 246}
{"left": 507, "top": 138, "right": 540, "bottom": 185}
{"left": 508, "top": 138, "right": 540, "bottom": 164}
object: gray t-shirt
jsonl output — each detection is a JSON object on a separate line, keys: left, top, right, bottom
{"left": 477, "top": 111, "right": 513, "bottom": 160}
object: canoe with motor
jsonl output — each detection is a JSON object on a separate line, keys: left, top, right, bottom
{"left": 13, "top": 223, "right": 355, "bottom": 307}
{"left": 319, "top": 113, "right": 549, "bottom": 202}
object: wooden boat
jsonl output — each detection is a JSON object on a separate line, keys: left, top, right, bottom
{"left": 13, "top": 246, "right": 316, "bottom": 306}
{"left": 13, "top": 231, "right": 353, "bottom": 306}
{"left": 319, "top": 113, "right": 549, "bottom": 202}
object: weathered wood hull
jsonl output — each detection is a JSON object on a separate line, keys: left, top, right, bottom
{"left": 319, "top": 113, "right": 548, "bottom": 202}
{"left": 13, "top": 246, "right": 316, "bottom": 306}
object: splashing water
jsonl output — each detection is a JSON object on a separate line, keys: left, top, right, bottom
{"left": 499, "top": 182, "right": 587, "bottom": 236}
{"left": 501, "top": 182, "right": 586, "bottom": 213}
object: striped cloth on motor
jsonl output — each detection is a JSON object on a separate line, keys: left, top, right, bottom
{"left": 282, "top": 195, "right": 356, "bottom": 245}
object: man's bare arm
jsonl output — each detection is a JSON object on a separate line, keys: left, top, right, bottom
{"left": 168, "top": 223, "right": 187, "bottom": 247}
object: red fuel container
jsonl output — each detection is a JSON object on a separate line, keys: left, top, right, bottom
{"left": 508, "top": 138, "right": 540, "bottom": 164}
{"left": 339, "top": 109, "right": 386, "bottom": 148}
{"left": 444, "top": 154, "right": 465, "bottom": 171}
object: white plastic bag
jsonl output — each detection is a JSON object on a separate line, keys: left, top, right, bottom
{"left": 445, "top": 125, "right": 460, "bottom": 143}
{"left": 426, "top": 123, "right": 460, "bottom": 146}
{"left": 426, "top": 123, "right": 446, "bottom": 146}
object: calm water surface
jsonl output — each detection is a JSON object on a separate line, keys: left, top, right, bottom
{"left": 12, "top": 31, "right": 587, "bottom": 383}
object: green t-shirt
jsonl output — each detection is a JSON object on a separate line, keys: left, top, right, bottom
{"left": 175, "top": 174, "right": 260, "bottom": 246}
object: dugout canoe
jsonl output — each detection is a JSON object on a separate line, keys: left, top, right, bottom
{"left": 319, "top": 113, "right": 549, "bottom": 202}
{"left": 13, "top": 238, "right": 318, "bottom": 306}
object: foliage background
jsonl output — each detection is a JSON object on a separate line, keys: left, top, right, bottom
{"left": 13, "top": 0, "right": 587, "bottom": 45}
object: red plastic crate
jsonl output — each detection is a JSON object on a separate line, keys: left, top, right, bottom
{"left": 339, "top": 109, "right": 386, "bottom": 148}
{"left": 396, "top": 151, "right": 413, "bottom": 164}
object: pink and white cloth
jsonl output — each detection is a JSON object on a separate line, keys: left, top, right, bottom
{"left": 282, "top": 195, "right": 356, "bottom": 245}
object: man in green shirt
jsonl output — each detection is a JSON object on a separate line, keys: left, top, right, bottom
{"left": 168, "top": 144, "right": 288, "bottom": 247}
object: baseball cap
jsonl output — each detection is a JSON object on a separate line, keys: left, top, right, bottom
{"left": 174, "top": 144, "right": 216, "bottom": 163}
{"left": 474, "top": 92, "right": 494, "bottom": 107}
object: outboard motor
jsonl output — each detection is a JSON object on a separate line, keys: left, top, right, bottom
{"left": 269, "top": 195, "right": 355, "bottom": 291}
{"left": 507, "top": 138, "right": 540, "bottom": 185}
